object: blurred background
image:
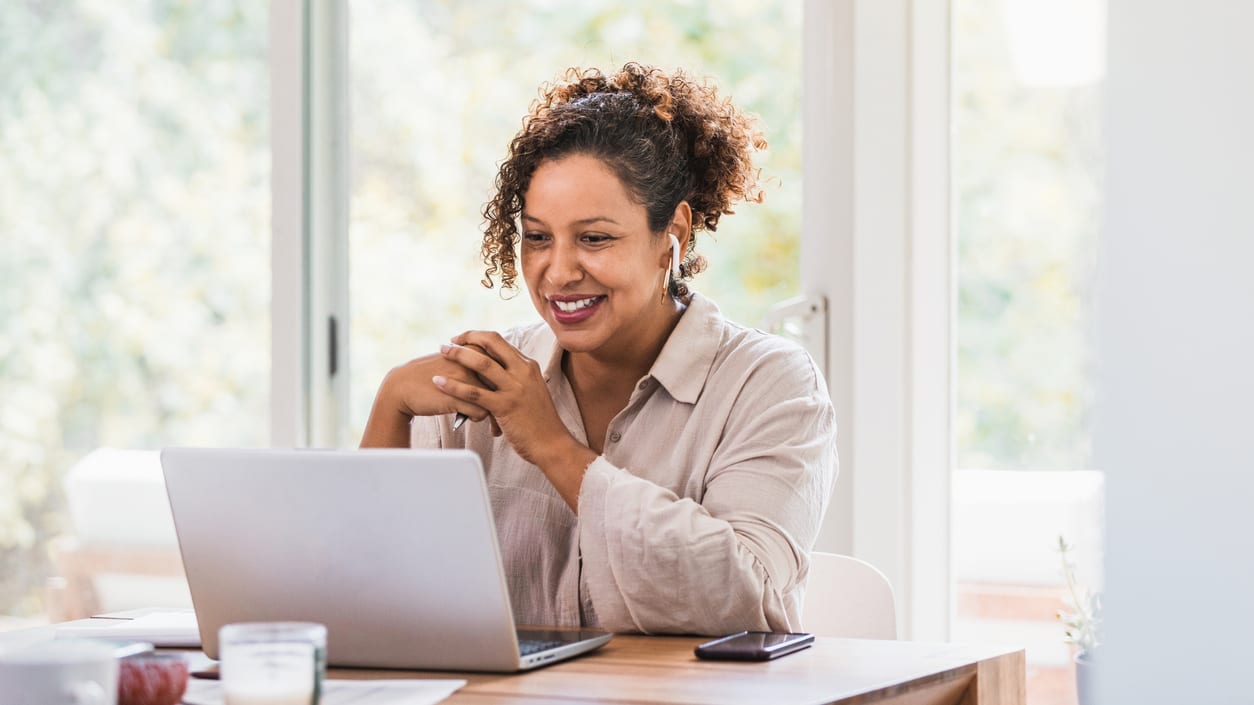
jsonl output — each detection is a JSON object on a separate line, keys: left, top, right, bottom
{"left": 1, "top": 2, "right": 1105, "bottom": 703}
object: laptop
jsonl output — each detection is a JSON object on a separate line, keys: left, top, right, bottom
{"left": 160, "top": 447, "right": 612, "bottom": 672}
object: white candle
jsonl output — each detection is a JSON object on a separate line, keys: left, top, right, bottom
{"left": 219, "top": 622, "right": 324, "bottom": 705}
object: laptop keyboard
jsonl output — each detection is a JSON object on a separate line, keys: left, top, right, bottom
{"left": 519, "top": 639, "right": 568, "bottom": 656}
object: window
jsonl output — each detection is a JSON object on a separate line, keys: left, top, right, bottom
{"left": 0, "top": 2, "right": 268, "bottom": 624}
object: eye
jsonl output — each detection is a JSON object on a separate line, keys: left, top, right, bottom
{"left": 581, "top": 233, "right": 614, "bottom": 245}
{"left": 522, "top": 231, "right": 550, "bottom": 245}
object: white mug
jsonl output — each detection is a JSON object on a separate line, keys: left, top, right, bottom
{"left": 0, "top": 640, "right": 118, "bottom": 705}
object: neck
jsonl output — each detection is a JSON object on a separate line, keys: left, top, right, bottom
{"left": 565, "top": 296, "right": 685, "bottom": 393}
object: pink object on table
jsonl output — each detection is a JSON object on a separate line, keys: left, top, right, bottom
{"left": 118, "top": 652, "right": 189, "bottom": 705}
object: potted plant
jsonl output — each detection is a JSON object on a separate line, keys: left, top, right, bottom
{"left": 1057, "top": 536, "right": 1100, "bottom": 705}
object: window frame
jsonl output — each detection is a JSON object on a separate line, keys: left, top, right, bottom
{"left": 802, "top": 0, "right": 952, "bottom": 640}
{"left": 270, "top": 0, "right": 350, "bottom": 448}
{"left": 269, "top": 0, "right": 307, "bottom": 448}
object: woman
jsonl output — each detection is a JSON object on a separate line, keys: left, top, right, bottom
{"left": 362, "top": 63, "right": 836, "bottom": 635}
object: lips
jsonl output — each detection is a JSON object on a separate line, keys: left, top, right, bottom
{"left": 548, "top": 295, "right": 606, "bottom": 324}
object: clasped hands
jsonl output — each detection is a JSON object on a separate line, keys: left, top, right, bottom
{"left": 381, "top": 331, "right": 595, "bottom": 508}
{"left": 433, "top": 331, "right": 565, "bottom": 465}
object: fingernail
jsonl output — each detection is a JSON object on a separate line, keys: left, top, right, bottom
{"left": 432, "top": 375, "right": 446, "bottom": 387}
{"left": 440, "top": 344, "right": 452, "bottom": 354}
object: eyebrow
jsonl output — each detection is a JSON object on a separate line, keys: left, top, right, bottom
{"left": 521, "top": 214, "right": 620, "bottom": 227}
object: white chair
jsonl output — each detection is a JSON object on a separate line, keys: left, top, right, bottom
{"left": 49, "top": 448, "right": 189, "bottom": 621}
{"left": 801, "top": 552, "right": 897, "bottom": 639}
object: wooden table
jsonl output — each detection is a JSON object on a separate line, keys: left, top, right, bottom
{"left": 34, "top": 614, "right": 1022, "bottom": 704}
{"left": 321, "top": 635, "right": 1024, "bottom": 705}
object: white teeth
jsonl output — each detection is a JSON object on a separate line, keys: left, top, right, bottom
{"left": 553, "top": 296, "right": 601, "bottom": 312}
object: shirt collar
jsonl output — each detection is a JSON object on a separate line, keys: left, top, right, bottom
{"left": 535, "top": 292, "right": 724, "bottom": 404}
{"left": 647, "top": 292, "right": 722, "bottom": 404}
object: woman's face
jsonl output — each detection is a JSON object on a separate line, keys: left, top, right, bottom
{"left": 520, "top": 154, "right": 675, "bottom": 360}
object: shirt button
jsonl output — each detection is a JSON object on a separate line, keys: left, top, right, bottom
{"left": 609, "top": 431, "right": 622, "bottom": 443}
{"left": 637, "top": 380, "right": 649, "bottom": 391}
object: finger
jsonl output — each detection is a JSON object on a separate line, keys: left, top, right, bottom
{"left": 440, "top": 396, "right": 491, "bottom": 423}
{"left": 433, "top": 374, "right": 494, "bottom": 411}
{"left": 449, "top": 331, "right": 509, "bottom": 365}
{"left": 451, "top": 330, "right": 532, "bottom": 370}
{"left": 430, "top": 382, "right": 490, "bottom": 421}
{"left": 457, "top": 343, "right": 500, "bottom": 390}
{"left": 447, "top": 402, "right": 490, "bottom": 423}
{"left": 439, "top": 343, "right": 509, "bottom": 390}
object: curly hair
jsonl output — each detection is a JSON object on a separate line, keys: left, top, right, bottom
{"left": 480, "top": 62, "right": 766, "bottom": 297}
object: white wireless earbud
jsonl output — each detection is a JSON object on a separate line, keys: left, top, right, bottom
{"left": 668, "top": 233, "right": 681, "bottom": 278}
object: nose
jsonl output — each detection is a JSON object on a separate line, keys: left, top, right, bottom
{"left": 544, "top": 238, "right": 583, "bottom": 288}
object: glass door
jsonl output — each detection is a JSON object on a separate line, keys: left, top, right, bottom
{"left": 951, "top": 1, "right": 1105, "bottom": 703}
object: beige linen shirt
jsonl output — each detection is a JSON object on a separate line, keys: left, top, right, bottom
{"left": 410, "top": 293, "right": 837, "bottom": 635}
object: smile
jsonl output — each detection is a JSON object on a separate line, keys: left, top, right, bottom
{"left": 547, "top": 295, "right": 606, "bottom": 324}
{"left": 552, "top": 296, "right": 604, "bottom": 312}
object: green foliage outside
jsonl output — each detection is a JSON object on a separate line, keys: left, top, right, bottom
{"left": 1, "top": 1, "right": 270, "bottom": 619}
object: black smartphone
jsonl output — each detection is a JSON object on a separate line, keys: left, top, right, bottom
{"left": 693, "top": 630, "right": 815, "bottom": 661}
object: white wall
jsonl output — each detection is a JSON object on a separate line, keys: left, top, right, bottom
{"left": 1098, "top": 1, "right": 1254, "bottom": 701}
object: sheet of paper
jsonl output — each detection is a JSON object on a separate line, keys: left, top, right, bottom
{"left": 182, "top": 678, "right": 467, "bottom": 705}
{"left": 54, "top": 610, "right": 201, "bottom": 647}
